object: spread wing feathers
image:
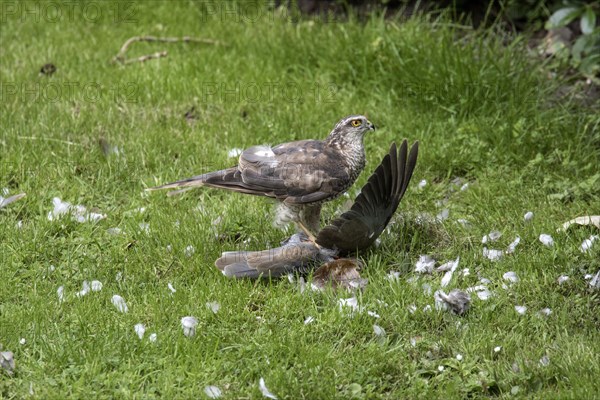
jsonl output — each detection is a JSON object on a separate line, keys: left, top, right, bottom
{"left": 316, "top": 140, "right": 419, "bottom": 253}
{"left": 214, "top": 242, "right": 324, "bottom": 278}
{"left": 147, "top": 141, "right": 347, "bottom": 204}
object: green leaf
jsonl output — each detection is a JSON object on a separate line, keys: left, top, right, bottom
{"left": 580, "top": 53, "right": 600, "bottom": 77}
{"left": 580, "top": 8, "right": 597, "bottom": 35}
{"left": 572, "top": 35, "right": 589, "bottom": 62}
{"left": 546, "top": 7, "right": 581, "bottom": 29}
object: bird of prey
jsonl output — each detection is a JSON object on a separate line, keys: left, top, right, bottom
{"left": 215, "top": 140, "right": 419, "bottom": 278}
{"left": 147, "top": 115, "right": 375, "bottom": 236}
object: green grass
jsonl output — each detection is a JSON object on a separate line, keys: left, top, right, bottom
{"left": 1, "top": 1, "right": 600, "bottom": 398}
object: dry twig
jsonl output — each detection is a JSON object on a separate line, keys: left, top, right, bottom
{"left": 112, "top": 35, "right": 223, "bottom": 65}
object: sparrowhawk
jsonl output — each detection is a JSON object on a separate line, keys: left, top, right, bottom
{"left": 147, "top": 115, "right": 375, "bottom": 235}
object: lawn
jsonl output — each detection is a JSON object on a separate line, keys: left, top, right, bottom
{"left": 1, "top": 1, "right": 600, "bottom": 398}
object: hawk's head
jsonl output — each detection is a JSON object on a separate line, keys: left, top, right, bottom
{"left": 326, "top": 115, "right": 375, "bottom": 148}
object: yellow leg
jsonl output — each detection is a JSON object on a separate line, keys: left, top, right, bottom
{"left": 295, "top": 221, "right": 321, "bottom": 248}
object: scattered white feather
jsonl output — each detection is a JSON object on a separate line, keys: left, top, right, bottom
{"left": 440, "top": 271, "right": 454, "bottom": 287}
{"left": 407, "top": 304, "right": 417, "bottom": 314}
{"left": 436, "top": 208, "right": 450, "bottom": 222}
{"left": 91, "top": 280, "right": 103, "bottom": 292}
{"left": 107, "top": 227, "right": 122, "bottom": 235}
{"left": 138, "top": 222, "right": 150, "bottom": 234}
{"left": 476, "top": 289, "right": 493, "bottom": 300}
{"left": 423, "top": 305, "right": 432, "bottom": 312}
{"left": 422, "top": 283, "right": 432, "bottom": 295}
{"left": 47, "top": 197, "right": 71, "bottom": 220}
{"left": 148, "top": 333, "right": 157, "bottom": 343}
{"left": 580, "top": 235, "right": 599, "bottom": 253}
{"left": 589, "top": 270, "right": 600, "bottom": 289}
{"left": 460, "top": 183, "right": 469, "bottom": 191}
{"left": 259, "top": 377, "right": 278, "bottom": 399}
{"left": 462, "top": 268, "right": 470, "bottom": 276}
{"left": 76, "top": 281, "right": 91, "bottom": 298}
{"left": 456, "top": 354, "right": 463, "bottom": 361}
{"left": 467, "top": 285, "right": 493, "bottom": 300}
{"left": 166, "top": 245, "right": 172, "bottom": 252}
{"left": 168, "top": 283, "right": 176, "bottom": 293}
{"left": 228, "top": 148, "right": 243, "bottom": 158}
{"left": 304, "top": 316, "right": 315, "bottom": 325}
{"left": 539, "top": 308, "right": 552, "bottom": 316}
{"left": 19, "top": 338, "right": 26, "bottom": 345}
{"left": 386, "top": 271, "right": 401, "bottom": 281}
{"left": 480, "top": 277, "right": 491, "bottom": 284}
{"left": 434, "top": 290, "right": 471, "bottom": 315}
{"left": 338, "top": 297, "right": 359, "bottom": 312}
{"left": 524, "top": 211, "right": 534, "bottom": 221}
{"left": 482, "top": 231, "right": 502, "bottom": 244}
{"left": 373, "top": 324, "right": 386, "bottom": 337}
{"left": 375, "top": 299, "right": 389, "bottom": 307}
{"left": 206, "top": 301, "right": 220, "bottom": 314}
{"left": 483, "top": 248, "right": 504, "bottom": 261}
{"left": 494, "top": 346, "right": 502, "bottom": 353}
{"left": 557, "top": 275, "right": 569, "bottom": 284}
{"left": 539, "top": 355, "right": 550, "bottom": 367}
{"left": 287, "top": 274, "right": 295, "bottom": 284}
{"left": 415, "top": 255, "right": 436, "bottom": 273}
{"left": 134, "top": 323, "right": 145, "bottom": 340}
{"left": 438, "top": 365, "right": 445, "bottom": 372}
{"left": 456, "top": 218, "right": 471, "bottom": 227}
{"left": 204, "top": 385, "right": 222, "bottom": 399}
{"left": 57, "top": 286, "right": 65, "bottom": 302}
{"left": 436, "top": 257, "right": 460, "bottom": 272}
{"left": 184, "top": 245, "right": 195, "bottom": 257}
{"left": 16, "top": 220, "right": 23, "bottom": 229}
{"left": 539, "top": 234, "right": 554, "bottom": 247}
{"left": 514, "top": 305, "right": 527, "bottom": 315}
{"left": 410, "top": 337, "right": 418, "bottom": 347}
{"left": 111, "top": 295, "right": 128, "bottom": 313}
{"left": 1, "top": 351, "right": 15, "bottom": 375}
{"left": 298, "top": 277, "right": 306, "bottom": 294}
{"left": 418, "top": 179, "right": 427, "bottom": 189}
{"left": 503, "top": 271, "right": 519, "bottom": 283}
{"left": 47, "top": 197, "right": 106, "bottom": 223}
{"left": 440, "top": 257, "right": 460, "bottom": 287}
{"left": 337, "top": 297, "right": 378, "bottom": 317}
{"left": 489, "top": 231, "right": 502, "bottom": 241}
{"left": 506, "top": 236, "right": 521, "bottom": 254}
{"left": 181, "top": 316, "right": 198, "bottom": 337}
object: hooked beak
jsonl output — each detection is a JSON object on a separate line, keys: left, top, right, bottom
{"left": 367, "top": 120, "right": 376, "bottom": 131}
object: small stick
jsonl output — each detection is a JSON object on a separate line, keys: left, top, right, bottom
{"left": 113, "top": 35, "right": 224, "bottom": 64}
{"left": 123, "top": 51, "right": 168, "bottom": 64}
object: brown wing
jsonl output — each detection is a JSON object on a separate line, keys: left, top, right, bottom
{"left": 238, "top": 141, "right": 350, "bottom": 204}
{"left": 147, "top": 140, "right": 350, "bottom": 204}
{"left": 214, "top": 241, "right": 323, "bottom": 278}
{"left": 315, "top": 140, "right": 419, "bottom": 254}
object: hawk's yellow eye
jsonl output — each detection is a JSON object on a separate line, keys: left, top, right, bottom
{"left": 351, "top": 119, "right": 362, "bottom": 127}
